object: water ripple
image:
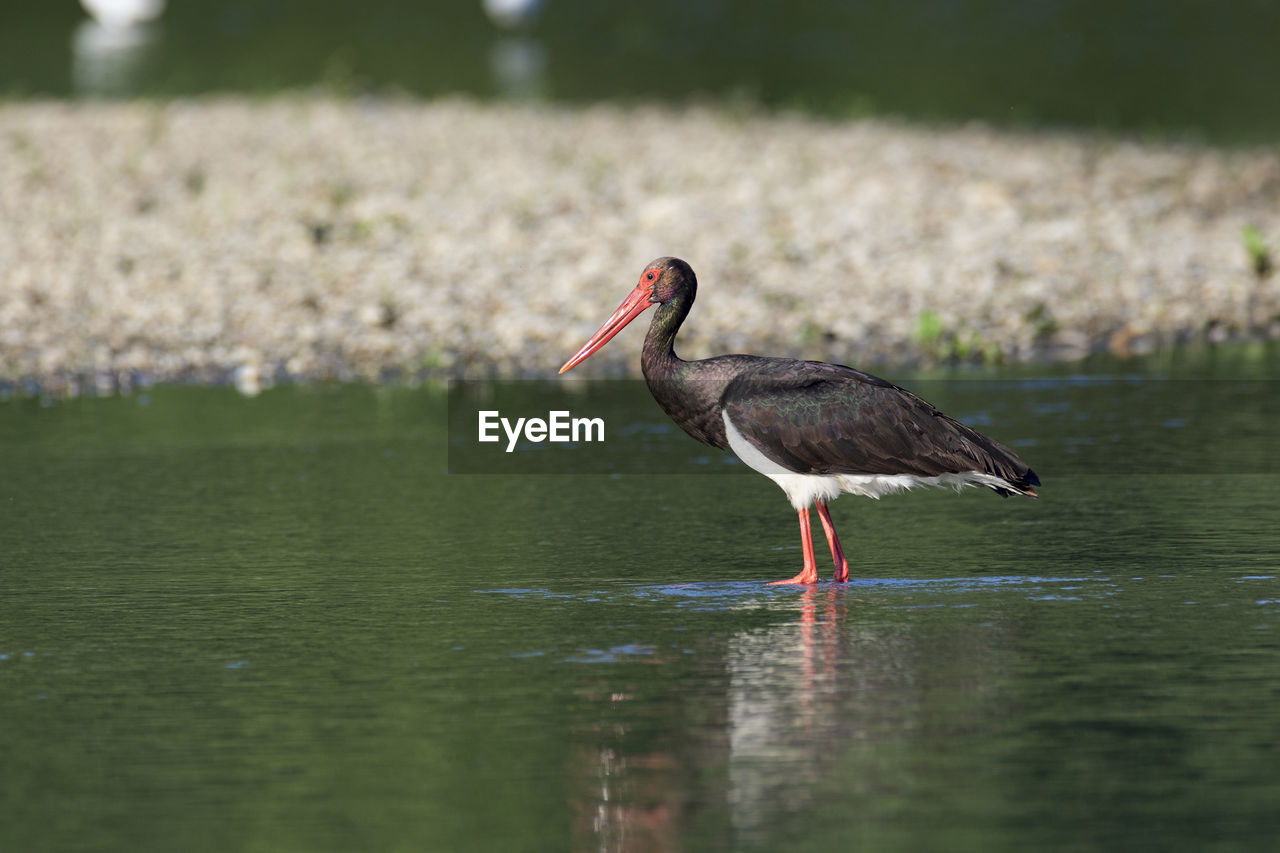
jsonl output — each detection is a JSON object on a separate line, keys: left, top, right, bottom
{"left": 474, "top": 575, "right": 1107, "bottom": 612}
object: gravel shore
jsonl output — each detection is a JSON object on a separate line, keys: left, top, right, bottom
{"left": 1, "top": 97, "right": 1277, "bottom": 394}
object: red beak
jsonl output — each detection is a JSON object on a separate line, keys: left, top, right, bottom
{"left": 558, "top": 283, "right": 655, "bottom": 374}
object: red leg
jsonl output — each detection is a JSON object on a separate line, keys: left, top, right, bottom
{"left": 769, "top": 507, "right": 820, "bottom": 585}
{"left": 814, "top": 500, "right": 850, "bottom": 583}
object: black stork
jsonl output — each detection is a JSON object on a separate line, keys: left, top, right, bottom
{"left": 559, "top": 257, "right": 1039, "bottom": 585}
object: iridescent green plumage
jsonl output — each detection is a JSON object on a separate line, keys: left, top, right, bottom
{"left": 636, "top": 257, "right": 1038, "bottom": 495}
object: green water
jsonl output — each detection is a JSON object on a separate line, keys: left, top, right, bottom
{"left": 6, "top": 1, "right": 1280, "bottom": 141}
{"left": 3, "top": 353, "right": 1280, "bottom": 851}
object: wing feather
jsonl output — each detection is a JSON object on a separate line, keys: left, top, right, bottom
{"left": 721, "top": 361, "right": 1038, "bottom": 492}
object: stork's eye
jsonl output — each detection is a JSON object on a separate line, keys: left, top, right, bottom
{"left": 646, "top": 271, "right": 657, "bottom": 282}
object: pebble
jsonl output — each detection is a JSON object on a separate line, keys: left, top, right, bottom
{"left": 1, "top": 97, "right": 1277, "bottom": 395}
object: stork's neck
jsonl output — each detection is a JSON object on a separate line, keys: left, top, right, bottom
{"left": 640, "top": 290, "right": 693, "bottom": 380}
{"left": 637, "top": 288, "right": 740, "bottom": 452}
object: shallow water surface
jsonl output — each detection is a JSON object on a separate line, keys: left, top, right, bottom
{"left": 2, "top": 360, "right": 1279, "bottom": 851}
{"left": 7, "top": 2, "right": 1280, "bottom": 140}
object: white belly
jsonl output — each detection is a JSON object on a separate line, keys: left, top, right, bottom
{"left": 722, "top": 410, "right": 1012, "bottom": 511}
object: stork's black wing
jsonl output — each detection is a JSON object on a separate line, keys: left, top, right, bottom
{"left": 721, "top": 360, "right": 1039, "bottom": 495}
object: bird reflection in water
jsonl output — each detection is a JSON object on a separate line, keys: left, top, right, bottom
{"left": 567, "top": 587, "right": 885, "bottom": 851}
{"left": 570, "top": 737, "right": 683, "bottom": 853}
{"left": 727, "top": 587, "right": 856, "bottom": 839}
{"left": 568, "top": 653, "right": 697, "bottom": 853}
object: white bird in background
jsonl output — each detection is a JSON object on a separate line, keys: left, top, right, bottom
{"left": 483, "top": 0, "right": 548, "bottom": 99}
{"left": 79, "top": 0, "right": 166, "bottom": 30}
{"left": 482, "top": 0, "right": 544, "bottom": 31}
{"left": 73, "top": 0, "right": 165, "bottom": 96}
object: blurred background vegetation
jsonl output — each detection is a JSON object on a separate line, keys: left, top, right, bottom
{"left": 4, "top": 0, "right": 1280, "bottom": 143}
